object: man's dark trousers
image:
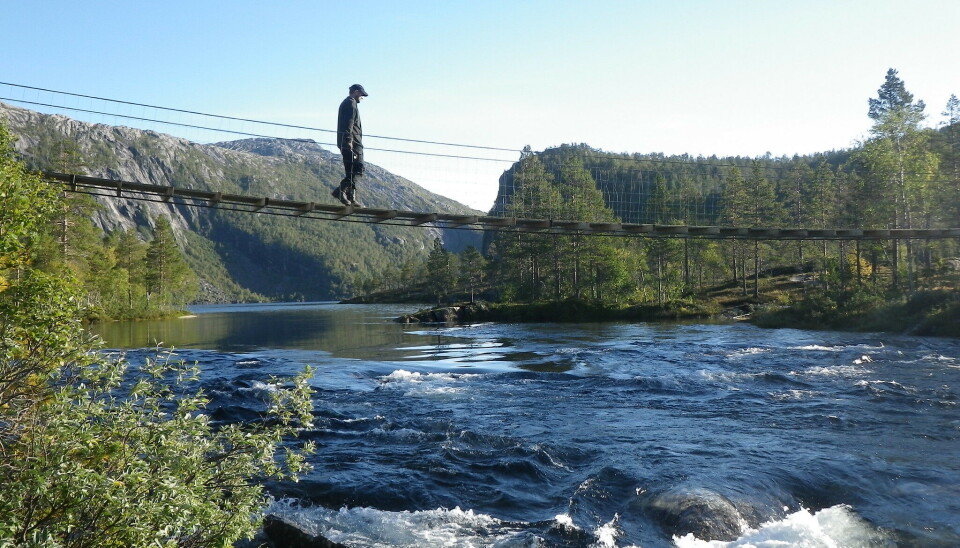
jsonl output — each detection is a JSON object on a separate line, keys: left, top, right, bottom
{"left": 338, "top": 146, "right": 363, "bottom": 201}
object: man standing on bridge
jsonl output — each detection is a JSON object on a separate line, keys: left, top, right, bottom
{"left": 332, "top": 83, "right": 368, "bottom": 207}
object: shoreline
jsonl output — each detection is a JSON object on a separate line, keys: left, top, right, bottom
{"left": 395, "top": 291, "right": 960, "bottom": 339}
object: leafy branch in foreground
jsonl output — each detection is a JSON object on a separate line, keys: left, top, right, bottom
{"left": 1, "top": 119, "right": 316, "bottom": 547}
{"left": 1, "top": 337, "right": 316, "bottom": 547}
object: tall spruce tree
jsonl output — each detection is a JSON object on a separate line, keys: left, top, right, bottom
{"left": 458, "top": 246, "right": 486, "bottom": 303}
{"left": 938, "top": 94, "right": 960, "bottom": 225}
{"left": 720, "top": 166, "right": 750, "bottom": 291}
{"left": 426, "top": 237, "right": 456, "bottom": 306}
{"left": 107, "top": 228, "right": 150, "bottom": 315}
{"left": 145, "top": 216, "right": 197, "bottom": 309}
{"left": 494, "top": 156, "right": 561, "bottom": 301}
{"left": 746, "top": 160, "right": 785, "bottom": 296}
{"left": 859, "top": 68, "right": 938, "bottom": 290}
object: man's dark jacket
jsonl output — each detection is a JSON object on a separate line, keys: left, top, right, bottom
{"left": 337, "top": 96, "right": 362, "bottom": 152}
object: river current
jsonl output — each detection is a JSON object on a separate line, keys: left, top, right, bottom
{"left": 91, "top": 303, "right": 960, "bottom": 547}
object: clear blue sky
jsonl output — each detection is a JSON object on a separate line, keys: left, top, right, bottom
{"left": 3, "top": 1, "right": 959, "bottom": 209}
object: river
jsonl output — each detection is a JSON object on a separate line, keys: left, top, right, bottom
{"left": 90, "top": 303, "right": 960, "bottom": 547}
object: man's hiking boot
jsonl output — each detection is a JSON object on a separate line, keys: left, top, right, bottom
{"left": 331, "top": 188, "right": 351, "bottom": 206}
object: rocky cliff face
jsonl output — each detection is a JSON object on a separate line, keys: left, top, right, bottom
{"left": 1, "top": 102, "right": 483, "bottom": 301}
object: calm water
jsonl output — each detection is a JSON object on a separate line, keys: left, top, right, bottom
{"left": 90, "top": 303, "right": 960, "bottom": 547}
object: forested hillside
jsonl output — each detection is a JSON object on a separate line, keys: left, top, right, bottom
{"left": 0, "top": 102, "right": 483, "bottom": 306}
{"left": 364, "top": 70, "right": 959, "bottom": 334}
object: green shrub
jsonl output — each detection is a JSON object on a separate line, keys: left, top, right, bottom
{"left": 1, "top": 120, "right": 315, "bottom": 547}
{"left": 0, "top": 291, "right": 316, "bottom": 547}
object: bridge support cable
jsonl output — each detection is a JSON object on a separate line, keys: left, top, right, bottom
{"left": 46, "top": 172, "right": 960, "bottom": 241}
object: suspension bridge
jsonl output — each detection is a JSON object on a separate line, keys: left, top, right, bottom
{"left": 48, "top": 171, "right": 960, "bottom": 241}
{"left": 4, "top": 81, "right": 959, "bottom": 242}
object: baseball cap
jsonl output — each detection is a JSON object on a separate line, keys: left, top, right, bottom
{"left": 349, "top": 84, "right": 369, "bottom": 96}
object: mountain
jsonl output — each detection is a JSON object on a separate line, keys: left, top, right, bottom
{"left": 0, "top": 102, "right": 484, "bottom": 301}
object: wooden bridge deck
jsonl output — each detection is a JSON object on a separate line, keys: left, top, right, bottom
{"left": 48, "top": 172, "right": 960, "bottom": 240}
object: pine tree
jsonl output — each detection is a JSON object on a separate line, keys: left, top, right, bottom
{"left": 458, "top": 246, "right": 486, "bottom": 303}
{"left": 145, "top": 216, "right": 197, "bottom": 310}
{"left": 26, "top": 139, "right": 104, "bottom": 290}
{"left": 745, "top": 161, "right": 785, "bottom": 296}
{"left": 938, "top": 95, "right": 960, "bottom": 225}
{"left": 494, "top": 156, "right": 561, "bottom": 301}
{"left": 647, "top": 173, "right": 670, "bottom": 224}
{"left": 426, "top": 237, "right": 456, "bottom": 306}
{"left": 720, "top": 167, "right": 750, "bottom": 291}
{"left": 859, "top": 68, "right": 939, "bottom": 290}
{"left": 554, "top": 159, "right": 625, "bottom": 302}
{"left": 108, "top": 228, "right": 149, "bottom": 315}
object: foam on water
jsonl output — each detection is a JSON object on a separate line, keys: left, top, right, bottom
{"left": 726, "top": 347, "right": 772, "bottom": 359}
{"left": 672, "top": 505, "right": 886, "bottom": 548}
{"left": 768, "top": 389, "right": 819, "bottom": 401}
{"left": 381, "top": 369, "right": 481, "bottom": 385}
{"left": 378, "top": 369, "right": 480, "bottom": 398}
{"left": 793, "top": 365, "right": 872, "bottom": 378}
{"left": 240, "top": 380, "right": 280, "bottom": 394}
{"left": 265, "top": 500, "right": 530, "bottom": 547}
{"left": 290, "top": 504, "right": 888, "bottom": 548}
{"left": 788, "top": 345, "right": 847, "bottom": 352}
{"left": 554, "top": 513, "right": 579, "bottom": 531}
{"left": 592, "top": 515, "right": 620, "bottom": 547}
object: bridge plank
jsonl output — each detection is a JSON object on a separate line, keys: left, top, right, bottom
{"left": 589, "top": 222, "right": 621, "bottom": 233}
{"left": 480, "top": 217, "right": 516, "bottom": 227}
{"left": 371, "top": 209, "right": 398, "bottom": 222}
{"left": 411, "top": 213, "right": 438, "bottom": 226}
{"left": 442, "top": 215, "right": 479, "bottom": 227}
{"left": 551, "top": 220, "right": 589, "bottom": 231}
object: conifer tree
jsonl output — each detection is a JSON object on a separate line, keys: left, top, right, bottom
{"left": 459, "top": 245, "right": 486, "bottom": 303}
{"left": 938, "top": 94, "right": 960, "bottom": 225}
{"left": 426, "top": 237, "right": 456, "bottom": 305}
{"left": 108, "top": 228, "right": 150, "bottom": 314}
{"left": 145, "top": 216, "right": 198, "bottom": 310}
{"left": 494, "top": 156, "right": 561, "bottom": 301}
{"left": 745, "top": 160, "right": 785, "bottom": 296}
{"left": 554, "top": 159, "right": 626, "bottom": 301}
{"left": 720, "top": 166, "right": 750, "bottom": 291}
{"left": 858, "top": 68, "right": 938, "bottom": 290}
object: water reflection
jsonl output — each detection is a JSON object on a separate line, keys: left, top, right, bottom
{"left": 89, "top": 303, "right": 443, "bottom": 359}
{"left": 89, "top": 303, "right": 596, "bottom": 372}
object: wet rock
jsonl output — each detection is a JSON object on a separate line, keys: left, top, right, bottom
{"left": 260, "top": 515, "right": 347, "bottom": 548}
{"left": 397, "top": 306, "right": 463, "bottom": 324}
{"left": 644, "top": 487, "right": 747, "bottom": 541}
{"left": 432, "top": 306, "right": 461, "bottom": 323}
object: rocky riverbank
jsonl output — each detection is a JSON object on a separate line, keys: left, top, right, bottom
{"left": 394, "top": 289, "right": 960, "bottom": 338}
{"left": 396, "top": 299, "right": 719, "bottom": 325}
{"left": 236, "top": 515, "right": 347, "bottom": 548}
